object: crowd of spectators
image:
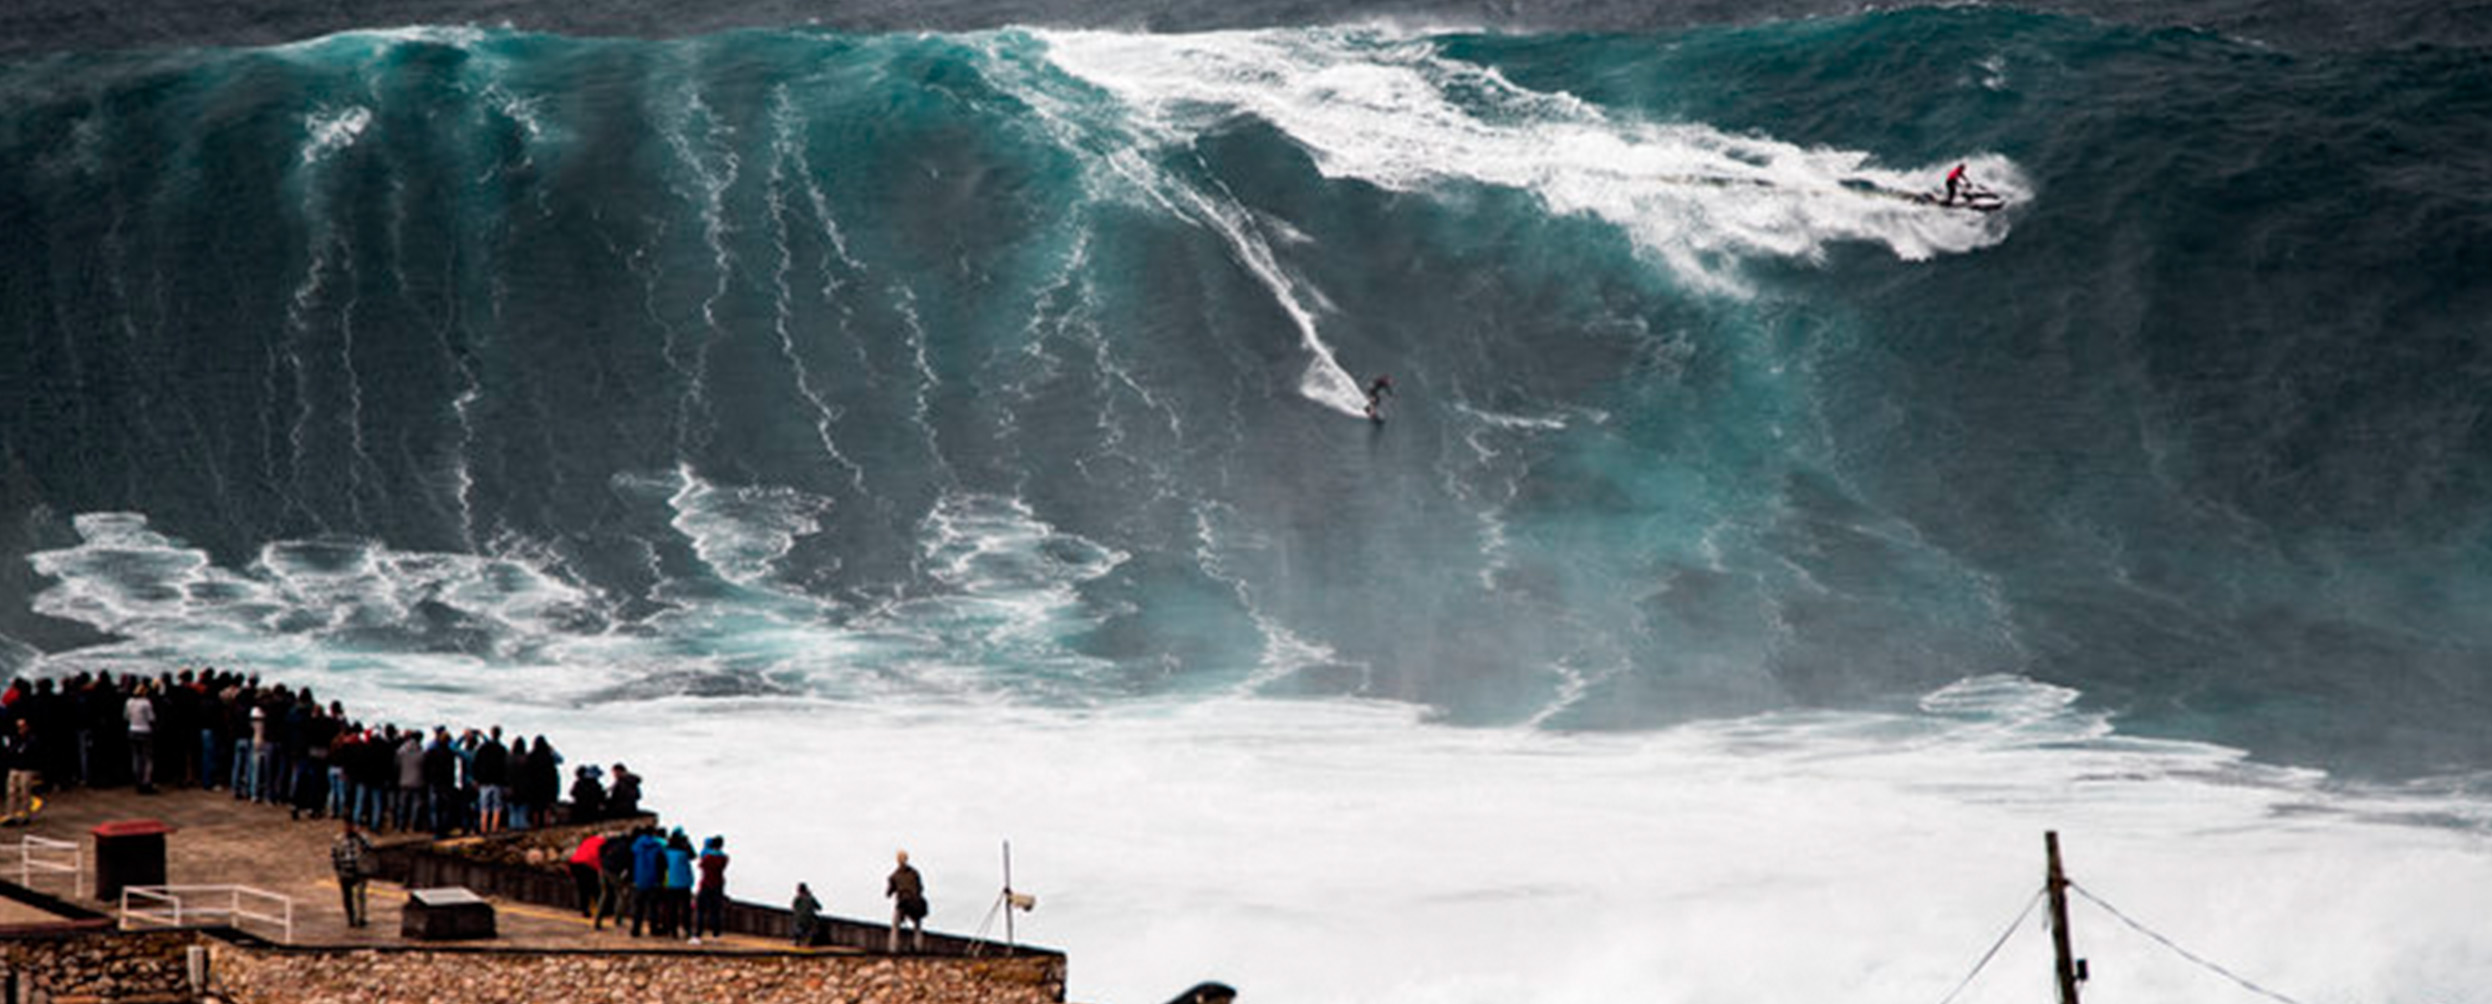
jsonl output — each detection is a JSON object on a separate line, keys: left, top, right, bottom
{"left": 0, "top": 667, "right": 878, "bottom": 951}
{"left": 0, "top": 667, "right": 657, "bottom": 836}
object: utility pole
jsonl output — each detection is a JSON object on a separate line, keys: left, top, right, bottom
{"left": 2045, "top": 831, "right": 2083, "bottom": 1004}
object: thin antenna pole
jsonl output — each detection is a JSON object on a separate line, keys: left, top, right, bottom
{"left": 1003, "top": 839, "right": 1016, "bottom": 951}
{"left": 2045, "top": 831, "right": 2082, "bottom": 1004}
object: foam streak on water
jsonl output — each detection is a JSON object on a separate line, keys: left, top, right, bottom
{"left": 1034, "top": 28, "right": 2022, "bottom": 295}
{"left": 19, "top": 515, "right": 2491, "bottom": 1004}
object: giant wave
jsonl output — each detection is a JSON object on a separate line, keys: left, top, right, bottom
{"left": 7, "top": 10, "right": 2492, "bottom": 1001}
{"left": 7, "top": 12, "right": 2487, "bottom": 773}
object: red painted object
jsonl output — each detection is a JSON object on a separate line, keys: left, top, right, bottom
{"left": 92, "top": 818, "right": 175, "bottom": 900}
{"left": 91, "top": 818, "right": 174, "bottom": 839}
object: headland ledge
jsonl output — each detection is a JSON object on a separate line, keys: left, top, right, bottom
{"left": 0, "top": 667, "right": 1102, "bottom": 1004}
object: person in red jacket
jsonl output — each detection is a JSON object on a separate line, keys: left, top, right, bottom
{"left": 567, "top": 832, "right": 608, "bottom": 917}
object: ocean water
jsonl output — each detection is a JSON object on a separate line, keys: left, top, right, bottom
{"left": 4, "top": 2, "right": 2490, "bottom": 1001}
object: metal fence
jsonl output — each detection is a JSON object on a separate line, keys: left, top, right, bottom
{"left": 11, "top": 834, "right": 82, "bottom": 898}
{"left": 120, "top": 885, "right": 295, "bottom": 943}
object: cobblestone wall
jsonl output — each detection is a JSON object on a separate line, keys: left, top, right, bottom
{"left": 207, "top": 946, "right": 1067, "bottom": 1004}
{"left": 1, "top": 929, "right": 1066, "bottom": 1004}
{"left": 0, "top": 928, "right": 197, "bottom": 1001}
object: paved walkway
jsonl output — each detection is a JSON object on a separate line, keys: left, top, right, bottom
{"left": 0, "top": 785, "right": 811, "bottom": 952}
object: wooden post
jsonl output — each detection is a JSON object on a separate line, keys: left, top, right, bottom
{"left": 2045, "top": 831, "right": 2082, "bottom": 1004}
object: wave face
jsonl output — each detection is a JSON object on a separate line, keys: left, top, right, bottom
{"left": 4, "top": 12, "right": 2491, "bottom": 781}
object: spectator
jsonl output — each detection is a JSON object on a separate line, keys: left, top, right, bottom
{"left": 273, "top": 687, "right": 307, "bottom": 804}
{"left": 124, "top": 681, "right": 158, "bottom": 794}
{"left": 247, "top": 701, "right": 276, "bottom": 803}
{"left": 348, "top": 726, "right": 395, "bottom": 829}
{"left": 331, "top": 818, "right": 374, "bottom": 928}
{"left": 194, "top": 670, "right": 226, "bottom": 792}
{"left": 317, "top": 702, "right": 349, "bottom": 819}
{"left": 567, "top": 831, "right": 608, "bottom": 917}
{"left": 606, "top": 763, "right": 641, "bottom": 818}
{"left": 393, "top": 730, "right": 426, "bottom": 831}
{"left": 569, "top": 765, "right": 606, "bottom": 823}
{"left": 505, "top": 736, "right": 534, "bottom": 830}
{"left": 326, "top": 719, "right": 361, "bottom": 821}
{"left": 160, "top": 670, "right": 198, "bottom": 787}
{"left": 473, "top": 726, "right": 508, "bottom": 834}
{"left": 662, "top": 829, "right": 695, "bottom": 939}
{"left": 523, "top": 735, "right": 562, "bottom": 828}
{"left": 422, "top": 727, "right": 458, "bottom": 838}
{"left": 695, "top": 835, "right": 729, "bottom": 943}
{"left": 595, "top": 826, "right": 635, "bottom": 931}
{"left": 3, "top": 718, "right": 40, "bottom": 823}
{"left": 630, "top": 826, "right": 665, "bottom": 937}
{"left": 790, "top": 882, "right": 820, "bottom": 947}
{"left": 288, "top": 727, "right": 328, "bottom": 821}
{"left": 886, "top": 850, "right": 927, "bottom": 954}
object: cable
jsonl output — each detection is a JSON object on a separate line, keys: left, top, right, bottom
{"left": 2069, "top": 882, "right": 2311, "bottom": 1004}
{"left": 969, "top": 893, "right": 1005, "bottom": 956}
{"left": 1934, "top": 888, "right": 2045, "bottom": 1004}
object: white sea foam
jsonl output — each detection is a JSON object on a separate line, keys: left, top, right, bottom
{"left": 169, "top": 673, "right": 2492, "bottom": 1004}
{"left": 661, "top": 464, "right": 833, "bottom": 589}
{"left": 21, "top": 509, "right": 2492, "bottom": 1003}
{"left": 300, "top": 106, "right": 371, "bottom": 166}
{"left": 27, "top": 513, "right": 600, "bottom": 665}
{"left": 871, "top": 493, "right": 1128, "bottom": 698}
{"left": 1036, "top": 28, "right": 2024, "bottom": 298}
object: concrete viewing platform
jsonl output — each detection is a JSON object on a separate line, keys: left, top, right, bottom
{"left": 0, "top": 785, "right": 1071, "bottom": 1003}
{"left": 0, "top": 784, "right": 794, "bottom": 950}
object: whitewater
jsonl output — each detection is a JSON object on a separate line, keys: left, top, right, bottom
{"left": 5, "top": 8, "right": 2491, "bottom": 1003}
{"left": 22, "top": 509, "right": 2492, "bottom": 1002}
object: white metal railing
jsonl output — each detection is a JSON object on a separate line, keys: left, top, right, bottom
{"left": 120, "top": 885, "right": 295, "bottom": 942}
{"left": 14, "top": 834, "right": 83, "bottom": 898}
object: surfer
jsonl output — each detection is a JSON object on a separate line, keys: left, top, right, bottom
{"left": 1942, "top": 163, "right": 1969, "bottom": 206}
{"left": 1364, "top": 374, "right": 1394, "bottom": 421}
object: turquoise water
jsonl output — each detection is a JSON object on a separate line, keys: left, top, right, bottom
{"left": 9, "top": 13, "right": 2489, "bottom": 775}
{"left": 6, "top": 11, "right": 2492, "bottom": 1001}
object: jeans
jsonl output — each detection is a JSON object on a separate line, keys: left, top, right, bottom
{"left": 394, "top": 787, "right": 425, "bottom": 831}
{"left": 128, "top": 731, "right": 155, "bottom": 790}
{"left": 338, "top": 875, "right": 368, "bottom": 926}
{"left": 247, "top": 743, "right": 275, "bottom": 802}
{"left": 199, "top": 730, "right": 224, "bottom": 789}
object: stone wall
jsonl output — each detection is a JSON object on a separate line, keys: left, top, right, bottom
{"left": 1, "top": 929, "right": 1067, "bottom": 1004}
{"left": 207, "top": 946, "right": 1067, "bottom": 1004}
{"left": 407, "top": 815, "right": 653, "bottom": 872}
{"left": 0, "top": 928, "right": 197, "bottom": 1002}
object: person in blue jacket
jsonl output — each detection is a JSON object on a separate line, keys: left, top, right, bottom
{"left": 662, "top": 828, "right": 695, "bottom": 938}
{"left": 629, "top": 826, "right": 665, "bottom": 937}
